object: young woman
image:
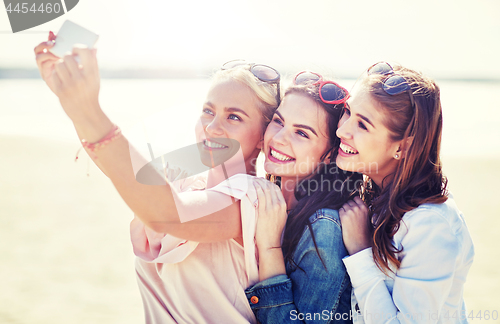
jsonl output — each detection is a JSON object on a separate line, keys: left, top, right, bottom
{"left": 130, "top": 64, "right": 281, "bottom": 324}
{"left": 337, "top": 62, "right": 474, "bottom": 322}
{"left": 245, "top": 72, "right": 362, "bottom": 323}
{"left": 34, "top": 35, "right": 359, "bottom": 322}
{"left": 34, "top": 35, "right": 281, "bottom": 323}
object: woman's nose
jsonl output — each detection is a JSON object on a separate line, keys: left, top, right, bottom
{"left": 205, "top": 116, "right": 224, "bottom": 137}
{"left": 336, "top": 114, "right": 352, "bottom": 140}
{"left": 272, "top": 127, "right": 289, "bottom": 146}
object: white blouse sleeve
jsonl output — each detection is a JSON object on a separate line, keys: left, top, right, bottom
{"left": 343, "top": 208, "right": 466, "bottom": 323}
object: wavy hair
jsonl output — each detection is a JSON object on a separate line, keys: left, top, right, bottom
{"left": 273, "top": 83, "right": 363, "bottom": 269}
{"left": 361, "top": 65, "right": 448, "bottom": 274}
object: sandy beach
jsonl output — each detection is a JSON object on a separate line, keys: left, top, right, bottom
{"left": 0, "top": 136, "right": 143, "bottom": 324}
{"left": 1, "top": 135, "right": 499, "bottom": 323}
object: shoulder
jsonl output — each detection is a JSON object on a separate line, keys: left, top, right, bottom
{"left": 208, "top": 173, "right": 258, "bottom": 200}
{"left": 394, "top": 194, "right": 473, "bottom": 255}
{"left": 401, "top": 193, "right": 467, "bottom": 235}
{"left": 167, "top": 165, "right": 207, "bottom": 191}
{"left": 308, "top": 208, "right": 341, "bottom": 228}
{"left": 393, "top": 194, "right": 474, "bottom": 273}
{"left": 299, "top": 208, "right": 343, "bottom": 245}
{"left": 294, "top": 208, "right": 347, "bottom": 263}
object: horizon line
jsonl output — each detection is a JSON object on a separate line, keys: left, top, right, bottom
{"left": 0, "top": 68, "right": 499, "bottom": 83}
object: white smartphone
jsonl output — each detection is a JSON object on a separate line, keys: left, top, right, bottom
{"left": 50, "top": 20, "right": 99, "bottom": 59}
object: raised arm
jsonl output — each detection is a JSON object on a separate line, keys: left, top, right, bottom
{"left": 34, "top": 39, "right": 242, "bottom": 242}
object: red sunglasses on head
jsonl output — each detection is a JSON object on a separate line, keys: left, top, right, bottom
{"left": 293, "top": 71, "right": 349, "bottom": 105}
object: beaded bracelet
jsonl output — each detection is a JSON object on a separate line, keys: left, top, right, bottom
{"left": 76, "top": 124, "right": 122, "bottom": 161}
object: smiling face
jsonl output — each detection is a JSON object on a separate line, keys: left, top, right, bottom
{"left": 195, "top": 78, "right": 265, "bottom": 174}
{"left": 335, "top": 84, "right": 402, "bottom": 186}
{"left": 263, "top": 92, "right": 331, "bottom": 185}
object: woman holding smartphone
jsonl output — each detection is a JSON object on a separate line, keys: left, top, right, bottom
{"left": 35, "top": 35, "right": 281, "bottom": 322}
{"left": 34, "top": 35, "right": 360, "bottom": 323}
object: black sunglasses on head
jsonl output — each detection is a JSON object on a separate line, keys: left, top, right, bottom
{"left": 367, "top": 62, "right": 415, "bottom": 109}
{"left": 221, "top": 59, "right": 281, "bottom": 104}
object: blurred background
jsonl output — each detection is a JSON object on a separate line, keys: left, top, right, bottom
{"left": 1, "top": 0, "right": 499, "bottom": 323}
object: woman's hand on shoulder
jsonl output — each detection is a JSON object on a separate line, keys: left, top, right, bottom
{"left": 34, "top": 32, "right": 101, "bottom": 125}
{"left": 339, "top": 196, "right": 372, "bottom": 255}
{"left": 253, "top": 178, "right": 287, "bottom": 251}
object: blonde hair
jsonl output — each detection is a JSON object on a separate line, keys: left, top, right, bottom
{"left": 212, "top": 67, "right": 279, "bottom": 130}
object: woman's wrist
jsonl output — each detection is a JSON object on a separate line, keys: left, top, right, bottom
{"left": 347, "top": 242, "right": 371, "bottom": 255}
{"left": 73, "top": 108, "right": 114, "bottom": 144}
{"left": 257, "top": 240, "right": 281, "bottom": 252}
{"left": 258, "top": 246, "right": 286, "bottom": 281}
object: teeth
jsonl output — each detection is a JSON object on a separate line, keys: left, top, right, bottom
{"left": 204, "top": 139, "right": 228, "bottom": 149}
{"left": 271, "top": 148, "right": 294, "bottom": 162}
{"left": 340, "top": 143, "right": 358, "bottom": 154}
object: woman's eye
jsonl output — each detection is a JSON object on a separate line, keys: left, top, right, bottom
{"left": 203, "top": 108, "right": 214, "bottom": 116}
{"left": 297, "top": 130, "right": 309, "bottom": 138}
{"left": 273, "top": 117, "right": 283, "bottom": 126}
{"left": 228, "top": 114, "right": 241, "bottom": 121}
{"left": 343, "top": 107, "right": 351, "bottom": 117}
{"left": 358, "top": 121, "right": 367, "bottom": 130}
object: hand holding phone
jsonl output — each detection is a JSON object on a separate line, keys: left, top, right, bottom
{"left": 50, "top": 20, "right": 99, "bottom": 62}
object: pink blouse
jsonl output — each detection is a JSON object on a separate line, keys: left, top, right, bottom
{"left": 130, "top": 170, "right": 259, "bottom": 324}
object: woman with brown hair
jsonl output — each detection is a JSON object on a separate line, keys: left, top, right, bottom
{"left": 337, "top": 62, "right": 474, "bottom": 322}
{"left": 245, "top": 72, "right": 361, "bottom": 323}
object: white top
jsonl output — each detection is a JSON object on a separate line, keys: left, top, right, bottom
{"left": 130, "top": 171, "right": 260, "bottom": 324}
{"left": 343, "top": 195, "right": 474, "bottom": 324}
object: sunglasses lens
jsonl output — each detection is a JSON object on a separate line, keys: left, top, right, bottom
{"left": 294, "top": 72, "right": 321, "bottom": 85}
{"left": 383, "top": 75, "right": 411, "bottom": 95}
{"left": 251, "top": 65, "right": 280, "bottom": 82}
{"left": 368, "top": 62, "right": 393, "bottom": 75}
{"left": 222, "top": 60, "right": 248, "bottom": 70}
{"left": 321, "top": 83, "right": 347, "bottom": 103}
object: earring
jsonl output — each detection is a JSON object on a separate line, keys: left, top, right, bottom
{"left": 395, "top": 154, "right": 400, "bottom": 159}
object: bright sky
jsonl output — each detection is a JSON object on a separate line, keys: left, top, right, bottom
{"left": 1, "top": 0, "right": 499, "bottom": 79}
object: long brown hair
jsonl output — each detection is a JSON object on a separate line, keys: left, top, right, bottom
{"left": 275, "top": 84, "right": 363, "bottom": 269}
{"left": 362, "top": 65, "right": 448, "bottom": 273}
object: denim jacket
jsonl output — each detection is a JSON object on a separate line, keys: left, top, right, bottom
{"left": 245, "top": 208, "right": 352, "bottom": 324}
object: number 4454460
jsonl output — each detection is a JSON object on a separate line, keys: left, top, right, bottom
{"left": 5, "top": 2, "right": 62, "bottom": 14}
{"left": 443, "top": 310, "right": 498, "bottom": 321}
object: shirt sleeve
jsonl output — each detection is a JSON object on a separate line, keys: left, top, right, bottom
{"left": 245, "top": 213, "right": 352, "bottom": 323}
{"left": 130, "top": 172, "right": 260, "bottom": 282}
{"left": 129, "top": 166, "right": 206, "bottom": 264}
{"left": 343, "top": 209, "right": 463, "bottom": 323}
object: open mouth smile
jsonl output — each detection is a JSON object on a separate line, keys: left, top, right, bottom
{"left": 203, "top": 139, "right": 229, "bottom": 149}
{"left": 339, "top": 142, "right": 359, "bottom": 155}
{"left": 269, "top": 147, "right": 295, "bottom": 163}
